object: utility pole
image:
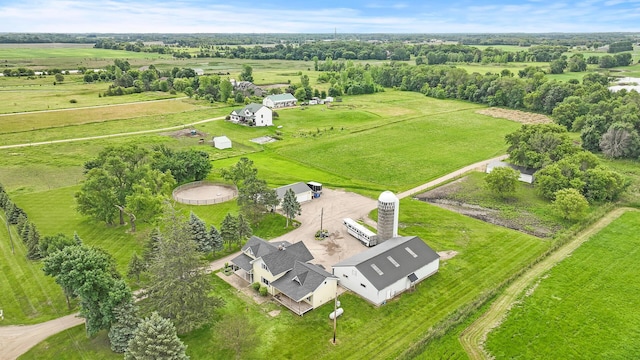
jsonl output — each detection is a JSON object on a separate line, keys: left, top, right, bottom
{"left": 320, "top": 207, "right": 324, "bottom": 237}
{"left": 333, "top": 285, "right": 337, "bottom": 344}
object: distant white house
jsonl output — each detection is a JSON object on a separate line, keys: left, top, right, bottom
{"left": 229, "top": 103, "right": 273, "bottom": 126}
{"left": 333, "top": 236, "right": 440, "bottom": 306}
{"left": 275, "top": 182, "right": 313, "bottom": 209}
{"left": 213, "top": 136, "right": 232, "bottom": 149}
{"left": 486, "top": 161, "right": 536, "bottom": 184}
{"left": 263, "top": 93, "right": 298, "bottom": 108}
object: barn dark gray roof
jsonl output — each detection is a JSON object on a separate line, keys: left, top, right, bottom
{"left": 271, "top": 261, "right": 337, "bottom": 301}
{"left": 333, "top": 236, "right": 439, "bottom": 291}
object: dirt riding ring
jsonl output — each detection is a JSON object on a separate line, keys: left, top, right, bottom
{"left": 172, "top": 181, "right": 237, "bottom": 205}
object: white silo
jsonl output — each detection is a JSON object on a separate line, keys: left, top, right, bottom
{"left": 377, "top": 191, "right": 399, "bottom": 243}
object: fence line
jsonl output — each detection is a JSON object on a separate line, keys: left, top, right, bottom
{"left": 172, "top": 181, "right": 237, "bottom": 206}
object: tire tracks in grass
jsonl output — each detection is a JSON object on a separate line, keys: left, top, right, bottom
{"left": 459, "top": 207, "right": 637, "bottom": 360}
{"left": 0, "top": 115, "right": 225, "bottom": 150}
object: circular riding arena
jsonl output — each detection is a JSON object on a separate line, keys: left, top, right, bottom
{"left": 172, "top": 182, "right": 237, "bottom": 205}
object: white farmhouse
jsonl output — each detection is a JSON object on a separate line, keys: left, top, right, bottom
{"left": 230, "top": 236, "right": 338, "bottom": 315}
{"left": 263, "top": 93, "right": 298, "bottom": 108}
{"left": 229, "top": 103, "right": 273, "bottom": 126}
{"left": 213, "top": 135, "right": 232, "bottom": 149}
{"left": 332, "top": 236, "right": 440, "bottom": 306}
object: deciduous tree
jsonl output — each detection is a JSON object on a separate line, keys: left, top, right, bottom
{"left": 485, "top": 167, "right": 519, "bottom": 197}
{"left": 553, "top": 188, "right": 589, "bottom": 221}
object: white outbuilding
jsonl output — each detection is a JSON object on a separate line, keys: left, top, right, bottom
{"left": 213, "top": 136, "right": 232, "bottom": 150}
{"left": 332, "top": 236, "right": 440, "bottom": 306}
{"left": 263, "top": 93, "right": 298, "bottom": 108}
{"left": 275, "top": 182, "right": 313, "bottom": 208}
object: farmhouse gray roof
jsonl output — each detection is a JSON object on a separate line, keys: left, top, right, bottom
{"left": 271, "top": 261, "right": 337, "bottom": 302}
{"left": 333, "top": 236, "right": 440, "bottom": 291}
{"left": 261, "top": 241, "right": 314, "bottom": 276}
{"left": 275, "top": 182, "right": 312, "bottom": 200}
{"left": 230, "top": 253, "right": 253, "bottom": 272}
{"left": 240, "top": 236, "right": 290, "bottom": 259}
{"left": 266, "top": 93, "right": 297, "bottom": 102}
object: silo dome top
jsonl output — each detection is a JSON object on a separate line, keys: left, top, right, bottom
{"left": 378, "top": 190, "right": 398, "bottom": 203}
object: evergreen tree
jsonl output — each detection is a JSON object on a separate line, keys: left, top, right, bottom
{"left": 127, "top": 252, "right": 145, "bottom": 282}
{"left": 220, "top": 213, "right": 239, "bottom": 251}
{"left": 237, "top": 214, "right": 252, "bottom": 242}
{"left": 143, "top": 228, "right": 162, "bottom": 265}
{"left": 108, "top": 300, "right": 140, "bottom": 353}
{"left": 73, "top": 232, "right": 83, "bottom": 245}
{"left": 209, "top": 225, "right": 223, "bottom": 257}
{"left": 146, "top": 209, "right": 223, "bottom": 334}
{"left": 281, "top": 188, "right": 301, "bottom": 227}
{"left": 124, "top": 312, "right": 188, "bottom": 360}
{"left": 26, "top": 222, "right": 41, "bottom": 260}
{"left": 188, "top": 212, "right": 211, "bottom": 252}
{"left": 20, "top": 219, "right": 31, "bottom": 243}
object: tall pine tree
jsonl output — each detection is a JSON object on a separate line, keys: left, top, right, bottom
{"left": 220, "top": 213, "right": 239, "bottom": 251}
{"left": 124, "top": 312, "right": 188, "bottom": 360}
{"left": 108, "top": 300, "right": 140, "bottom": 353}
{"left": 188, "top": 212, "right": 211, "bottom": 252}
{"left": 209, "top": 225, "right": 223, "bottom": 257}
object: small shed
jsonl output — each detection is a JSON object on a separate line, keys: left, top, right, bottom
{"left": 213, "top": 136, "right": 232, "bottom": 150}
{"left": 486, "top": 161, "right": 536, "bottom": 184}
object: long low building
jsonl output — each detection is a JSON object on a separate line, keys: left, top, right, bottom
{"left": 275, "top": 182, "right": 313, "bottom": 208}
{"left": 332, "top": 236, "right": 440, "bottom": 306}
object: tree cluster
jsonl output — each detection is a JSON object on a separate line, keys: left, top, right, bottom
{"left": 505, "top": 125, "right": 627, "bottom": 203}
{"left": 43, "top": 244, "right": 132, "bottom": 336}
{"left": 0, "top": 184, "right": 42, "bottom": 260}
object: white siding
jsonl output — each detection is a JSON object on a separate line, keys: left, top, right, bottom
{"left": 254, "top": 106, "right": 273, "bottom": 126}
{"left": 333, "top": 258, "right": 439, "bottom": 306}
{"left": 296, "top": 191, "right": 313, "bottom": 204}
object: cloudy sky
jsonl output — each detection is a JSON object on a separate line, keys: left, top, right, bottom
{"left": 1, "top": 0, "right": 639, "bottom": 33}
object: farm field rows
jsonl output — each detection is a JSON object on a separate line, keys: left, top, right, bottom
{"left": 486, "top": 211, "right": 640, "bottom": 359}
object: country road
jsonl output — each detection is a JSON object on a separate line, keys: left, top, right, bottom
{"left": 458, "top": 207, "right": 638, "bottom": 360}
{"left": 0, "top": 154, "right": 511, "bottom": 359}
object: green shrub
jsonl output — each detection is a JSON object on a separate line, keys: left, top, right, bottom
{"left": 252, "top": 282, "right": 261, "bottom": 291}
{"left": 259, "top": 286, "right": 268, "bottom": 296}
{"left": 69, "top": 99, "right": 77, "bottom": 104}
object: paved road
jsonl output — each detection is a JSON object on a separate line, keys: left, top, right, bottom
{"left": 459, "top": 207, "right": 637, "bottom": 360}
{"left": 0, "top": 154, "right": 509, "bottom": 359}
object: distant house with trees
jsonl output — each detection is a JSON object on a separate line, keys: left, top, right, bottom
{"left": 229, "top": 103, "right": 273, "bottom": 126}
{"left": 263, "top": 93, "right": 297, "bottom": 108}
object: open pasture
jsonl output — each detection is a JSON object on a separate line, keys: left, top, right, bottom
{"left": 0, "top": 77, "right": 179, "bottom": 114}
{"left": 0, "top": 46, "right": 172, "bottom": 70}
{"left": 486, "top": 211, "right": 640, "bottom": 359}
{"left": 0, "top": 98, "right": 207, "bottom": 134}
{"left": 274, "top": 96, "right": 520, "bottom": 192}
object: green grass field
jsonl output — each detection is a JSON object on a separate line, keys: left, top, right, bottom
{"left": 21, "top": 199, "right": 552, "bottom": 359}
{"left": 486, "top": 211, "right": 640, "bottom": 359}
{"left": 0, "top": 211, "right": 72, "bottom": 325}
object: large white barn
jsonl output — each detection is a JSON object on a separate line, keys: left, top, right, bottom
{"left": 333, "top": 236, "right": 440, "bottom": 306}
{"left": 263, "top": 93, "right": 297, "bottom": 108}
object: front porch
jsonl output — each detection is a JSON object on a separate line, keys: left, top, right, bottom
{"left": 273, "top": 292, "right": 313, "bottom": 316}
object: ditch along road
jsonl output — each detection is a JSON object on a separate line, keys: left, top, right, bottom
{"left": 0, "top": 154, "right": 507, "bottom": 359}
{"left": 459, "top": 207, "right": 638, "bottom": 360}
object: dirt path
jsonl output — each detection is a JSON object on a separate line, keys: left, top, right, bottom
{"left": 0, "top": 313, "right": 84, "bottom": 360}
{"left": 459, "top": 207, "right": 636, "bottom": 360}
{"left": 0, "top": 97, "right": 187, "bottom": 117}
{"left": 396, "top": 155, "right": 508, "bottom": 199}
{"left": 0, "top": 115, "right": 225, "bottom": 150}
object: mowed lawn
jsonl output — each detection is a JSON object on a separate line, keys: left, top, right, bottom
{"left": 0, "top": 211, "right": 71, "bottom": 325}
{"left": 0, "top": 98, "right": 207, "bottom": 134}
{"left": 486, "top": 211, "right": 640, "bottom": 359}
{"left": 22, "top": 199, "right": 551, "bottom": 359}
{"left": 11, "top": 186, "right": 146, "bottom": 274}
